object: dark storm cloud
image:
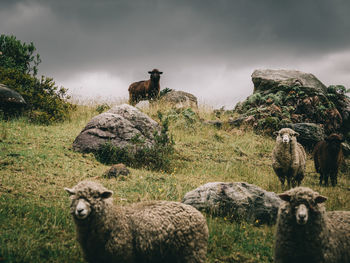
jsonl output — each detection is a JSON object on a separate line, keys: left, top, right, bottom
{"left": 1, "top": 0, "right": 350, "bottom": 106}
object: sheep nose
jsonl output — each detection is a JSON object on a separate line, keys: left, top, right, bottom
{"left": 299, "top": 214, "right": 306, "bottom": 219}
{"left": 77, "top": 208, "right": 84, "bottom": 214}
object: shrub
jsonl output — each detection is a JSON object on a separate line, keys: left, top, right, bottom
{"left": 0, "top": 68, "right": 75, "bottom": 124}
{"left": 0, "top": 34, "right": 41, "bottom": 76}
{"left": 94, "top": 112, "right": 175, "bottom": 172}
{"left": 159, "top": 87, "right": 173, "bottom": 97}
{"left": 235, "top": 84, "right": 350, "bottom": 135}
{"left": 0, "top": 34, "right": 75, "bottom": 124}
{"left": 95, "top": 103, "right": 111, "bottom": 114}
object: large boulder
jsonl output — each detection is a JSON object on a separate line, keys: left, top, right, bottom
{"left": 160, "top": 90, "right": 198, "bottom": 109}
{"left": 0, "top": 84, "right": 26, "bottom": 114}
{"left": 73, "top": 104, "right": 160, "bottom": 153}
{"left": 182, "top": 182, "right": 282, "bottom": 225}
{"left": 252, "top": 69, "right": 327, "bottom": 95}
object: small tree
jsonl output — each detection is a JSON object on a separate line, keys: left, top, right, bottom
{"left": 0, "top": 34, "right": 41, "bottom": 76}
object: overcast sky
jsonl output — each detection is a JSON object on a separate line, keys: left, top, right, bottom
{"left": 1, "top": 0, "right": 350, "bottom": 108}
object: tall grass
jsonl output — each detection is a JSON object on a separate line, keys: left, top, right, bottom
{"left": 0, "top": 102, "right": 349, "bottom": 263}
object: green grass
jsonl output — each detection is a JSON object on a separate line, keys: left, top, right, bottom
{"left": 0, "top": 104, "right": 349, "bottom": 263}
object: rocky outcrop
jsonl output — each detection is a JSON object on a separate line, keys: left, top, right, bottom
{"left": 73, "top": 104, "right": 160, "bottom": 153}
{"left": 252, "top": 69, "right": 327, "bottom": 95}
{"left": 160, "top": 90, "right": 198, "bottom": 109}
{"left": 232, "top": 69, "right": 348, "bottom": 137}
{"left": 182, "top": 182, "right": 282, "bottom": 225}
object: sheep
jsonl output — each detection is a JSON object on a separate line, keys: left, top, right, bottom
{"left": 313, "top": 133, "right": 344, "bottom": 187}
{"left": 128, "top": 69, "right": 163, "bottom": 106}
{"left": 272, "top": 128, "right": 307, "bottom": 189}
{"left": 64, "top": 180, "right": 208, "bottom": 263}
{"left": 274, "top": 186, "right": 350, "bottom": 263}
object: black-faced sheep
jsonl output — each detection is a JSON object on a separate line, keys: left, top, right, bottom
{"left": 274, "top": 187, "right": 350, "bottom": 263}
{"left": 272, "top": 128, "right": 307, "bottom": 189}
{"left": 128, "top": 69, "right": 163, "bottom": 106}
{"left": 65, "top": 181, "right": 208, "bottom": 263}
{"left": 313, "top": 133, "right": 344, "bottom": 186}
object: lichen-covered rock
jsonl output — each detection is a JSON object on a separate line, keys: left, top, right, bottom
{"left": 182, "top": 182, "right": 282, "bottom": 225}
{"left": 73, "top": 104, "right": 160, "bottom": 153}
{"left": 252, "top": 69, "right": 327, "bottom": 95}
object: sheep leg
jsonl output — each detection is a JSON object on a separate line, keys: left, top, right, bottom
{"left": 323, "top": 174, "right": 329, "bottom": 186}
{"left": 330, "top": 173, "right": 337, "bottom": 187}
{"left": 277, "top": 175, "right": 285, "bottom": 190}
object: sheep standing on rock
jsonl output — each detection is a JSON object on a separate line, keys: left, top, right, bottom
{"left": 274, "top": 187, "right": 350, "bottom": 263}
{"left": 313, "top": 133, "right": 344, "bottom": 186}
{"left": 128, "top": 69, "right": 163, "bottom": 106}
{"left": 65, "top": 181, "right": 208, "bottom": 263}
{"left": 272, "top": 128, "right": 306, "bottom": 189}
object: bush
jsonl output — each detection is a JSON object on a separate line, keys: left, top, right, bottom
{"left": 0, "top": 67, "right": 75, "bottom": 124}
{"left": 0, "top": 34, "right": 75, "bottom": 124}
{"left": 235, "top": 84, "right": 349, "bottom": 135}
{"left": 159, "top": 87, "right": 173, "bottom": 97}
{"left": 0, "top": 34, "right": 41, "bottom": 76}
{"left": 94, "top": 112, "right": 175, "bottom": 172}
{"left": 95, "top": 103, "right": 111, "bottom": 114}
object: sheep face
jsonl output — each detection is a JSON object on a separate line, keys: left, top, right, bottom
{"left": 325, "top": 133, "right": 344, "bottom": 152}
{"left": 275, "top": 128, "right": 299, "bottom": 144}
{"left": 148, "top": 69, "right": 163, "bottom": 81}
{"left": 279, "top": 187, "right": 327, "bottom": 225}
{"left": 72, "top": 198, "right": 91, "bottom": 220}
{"left": 295, "top": 203, "right": 308, "bottom": 225}
{"left": 65, "top": 181, "right": 113, "bottom": 221}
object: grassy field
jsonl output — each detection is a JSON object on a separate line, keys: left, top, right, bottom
{"left": 0, "top": 103, "right": 349, "bottom": 263}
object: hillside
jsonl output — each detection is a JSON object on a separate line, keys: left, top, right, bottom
{"left": 0, "top": 104, "right": 349, "bottom": 263}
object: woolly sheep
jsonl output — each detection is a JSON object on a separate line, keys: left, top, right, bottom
{"left": 274, "top": 187, "right": 350, "bottom": 263}
{"left": 65, "top": 180, "right": 209, "bottom": 263}
{"left": 313, "top": 133, "right": 344, "bottom": 186}
{"left": 272, "top": 128, "right": 306, "bottom": 189}
{"left": 128, "top": 69, "right": 163, "bottom": 106}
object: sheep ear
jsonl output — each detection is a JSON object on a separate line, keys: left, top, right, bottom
{"left": 315, "top": 195, "right": 327, "bottom": 204}
{"left": 294, "top": 132, "right": 300, "bottom": 137}
{"left": 159, "top": 72, "right": 163, "bottom": 74}
{"left": 100, "top": 190, "right": 113, "bottom": 199}
{"left": 274, "top": 131, "right": 278, "bottom": 136}
{"left": 148, "top": 71, "right": 152, "bottom": 74}
{"left": 64, "top": 187, "right": 75, "bottom": 195}
{"left": 278, "top": 193, "right": 291, "bottom": 202}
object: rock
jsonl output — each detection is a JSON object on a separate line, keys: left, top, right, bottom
{"left": 252, "top": 69, "right": 327, "bottom": 95}
{"left": 284, "top": 123, "right": 325, "bottom": 150}
{"left": 103, "top": 163, "right": 130, "bottom": 179}
{"left": 0, "top": 84, "right": 26, "bottom": 114}
{"left": 203, "top": 120, "right": 223, "bottom": 128}
{"left": 228, "top": 115, "right": 248, "bottom": 127}
{"left": 182, "top": 182, "right": 282, "bottom": 225}
{"left": 73, "top": 104, "right": 160, "bottom": 153}
{"left": 160, "top": 90, "right": 198, "bottom": 109}
{"left": 134, "top": 100, "right": 150, "bottom": 110}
